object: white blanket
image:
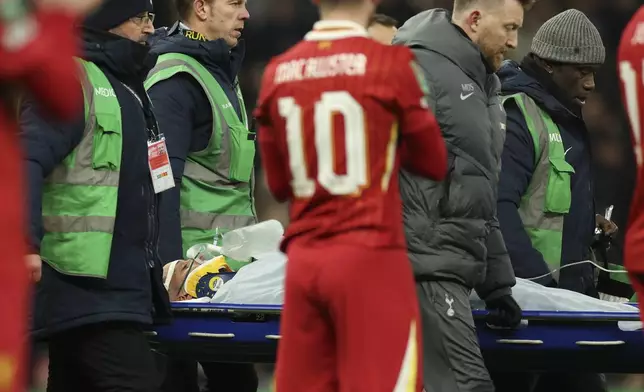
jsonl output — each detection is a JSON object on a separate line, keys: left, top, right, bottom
{"left": 210, "top": 252, "right": 642, "bottom": 330}
{"left": 212, "top": 251, "right": 286, "bottom": 305}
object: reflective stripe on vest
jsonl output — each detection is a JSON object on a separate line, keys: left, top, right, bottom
{"left": 40, "top": 59, "right": 122, "bottom": 278}
{"left": 502, "top": 93, "right": 575, "bottom": 281}
{"left": 145, "top": 53, "right": 256, "bottom": 254}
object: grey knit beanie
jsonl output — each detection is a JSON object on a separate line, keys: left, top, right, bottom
{"left": 531, "top": 9, "right": 605, "bottom": 65}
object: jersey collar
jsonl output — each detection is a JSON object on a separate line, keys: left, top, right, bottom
{"left": 304, "top": 20, "right": 368, "bottom": 41}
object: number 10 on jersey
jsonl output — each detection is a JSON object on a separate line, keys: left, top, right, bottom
{"left": 278, "top": 91, "right": 376, "bottom": 198}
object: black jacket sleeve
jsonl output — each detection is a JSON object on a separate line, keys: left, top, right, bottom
{"left": 148, "top": 75, "right": 196, "bottom": 263}
{"left": 20, "top": 97, "right": 85, "bottom": 253}
{"left": 497, "top": 100, "right": 555, "bottom": 286}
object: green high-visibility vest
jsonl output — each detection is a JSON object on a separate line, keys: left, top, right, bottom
{"left": 503, "top": 93, "right": 628, "bottom": 285}
{"left": 40, "top": 59, "right": 122, "bottom": 279}
{"left": 145, "top": 53, "right": 257, "bottom": 257}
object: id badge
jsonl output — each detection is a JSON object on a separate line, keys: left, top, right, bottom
{"left": 147, "top": 135, "right": 175, "bottom": 194}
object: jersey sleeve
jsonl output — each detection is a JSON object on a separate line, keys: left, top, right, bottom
{"left": 619, "top": 6, "right": 644, "bottom": 274}
{"left": 254, "top": 62, "right": 291, "bottom": 202}
{"left": 619, "top": 6, "right": 644, "bottom": 169}
{"left": 393, "top": 50, "right": 447, "bottom": 181}
{"left": 0, "top": 10, "right": 82, "bottom": 121}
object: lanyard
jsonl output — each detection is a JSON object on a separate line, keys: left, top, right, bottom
{"left": 120, "top": 81, "right": 160, "bottom": 140}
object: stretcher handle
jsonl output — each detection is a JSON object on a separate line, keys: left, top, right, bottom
{"left": 575, "top": 340, "right": 625, "bottom": 346}
{"left": 496, "top": 339, "right": 543, "bottom": 345}
{"left": 188, "top": 332, "right": 235, "bottom": 339}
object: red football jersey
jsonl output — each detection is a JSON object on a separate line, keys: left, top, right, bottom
{"left": 0, "top": 10, "right": 81, "bottom": 392}
{"left": 0, "top": 10, "right": 81, "bottom": 120}
{"left": 618, "top": 6, "right": 644, "bottom": 273}
{"left": 255, "top": 20, "right": 447, "bottom": 252}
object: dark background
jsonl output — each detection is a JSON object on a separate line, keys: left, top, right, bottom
{"left": 152, "top": 0, "right": 643, "bottom": 266}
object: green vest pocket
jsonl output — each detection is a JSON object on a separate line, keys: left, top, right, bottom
{"left": 545, "top": 156, "right": 575, "bottom": 214}
{"left": 93, "top": 113, "right": 122, "bottom": 171}
{"left": 228, "top": 124, "right": 256, "bottom": 182}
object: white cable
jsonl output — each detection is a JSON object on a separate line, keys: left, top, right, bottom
{"left": 526, "top": 260, "right": 628, "bottom": 281}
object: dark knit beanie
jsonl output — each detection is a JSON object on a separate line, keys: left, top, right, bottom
{"left": 531, "top": 9, "right": 605, "bottom": 65}
{"left": 84, "top": 0, "right": 154, "bottom": 31}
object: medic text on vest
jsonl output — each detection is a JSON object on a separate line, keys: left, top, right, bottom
{"left": 94, "top": 87, "right": 116, "bottom": 98}
{"left": 274, "top": 53, "right": 367, "bottom": 84}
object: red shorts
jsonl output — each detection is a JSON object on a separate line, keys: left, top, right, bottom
{"left": 275, "top": 244, "right": 422, "bottom": 392}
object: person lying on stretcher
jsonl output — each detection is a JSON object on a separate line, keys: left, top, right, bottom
{"left": 163, "top": 257, "right": 234, "bottom": 302}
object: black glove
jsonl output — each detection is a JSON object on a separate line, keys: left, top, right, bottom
{"left": 485, "top": 294, "right": 522, "bottom": 328}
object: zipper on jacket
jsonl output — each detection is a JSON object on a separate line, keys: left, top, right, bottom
{"left": 151, "top": 192, "right": 161, "bottom": 266}
{"left": 145, "top": 180, "right": 157, "bottom": 268}
{"left": 123, "top": 80, "right": 160, "bottom": 270}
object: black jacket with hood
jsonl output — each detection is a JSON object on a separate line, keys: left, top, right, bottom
{"left": 21, "top": 28, "right": 172, "bottom": 338}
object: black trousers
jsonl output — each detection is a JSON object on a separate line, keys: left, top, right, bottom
{"left": 202, "top": 362, "right": 258, "bottom": 392}
{"left": 47, "top": 322, "right": 160, "bottom": 392}
{"left": 160, "top": 358, "right": 258, "bottom": 392}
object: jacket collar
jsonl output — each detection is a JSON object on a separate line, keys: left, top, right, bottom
{"left": 520, "top": 54, "right": 583, "bottom": 119}
{"left": 82, "top": 28, "right": 156, "bottom": 84}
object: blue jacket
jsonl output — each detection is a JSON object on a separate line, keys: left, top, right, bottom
{"left": 22, "top": 28, "right": 172, "bottom": 337}
{"left": 147, "top": 24, "right": 246, "bottom": 263}
{"left": 497, "top": 58, "right": 597, "bottom": 295}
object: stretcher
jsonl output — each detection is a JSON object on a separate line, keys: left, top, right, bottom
{"left": 148, "top": 303, "right": 644, "bottom": 374}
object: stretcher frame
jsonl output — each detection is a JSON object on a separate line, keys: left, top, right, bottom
{"left": 148, "top": 303, "right": 644, "bottom": 373}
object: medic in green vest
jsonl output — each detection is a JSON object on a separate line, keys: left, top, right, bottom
{"left": 146, "top": 4, "right": 256, "bottom": 267}
{"left": 496, "top": 11, "right": 633, "bottom": 303}
{"left": 144, "top": 1, "right": 259, "bottom": 390}
{"left": 21, "top": 3, "right": 172, "bottom": 390}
